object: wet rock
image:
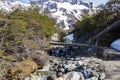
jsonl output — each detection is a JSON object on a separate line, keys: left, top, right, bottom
{"left": 47, "top": 74, "right": 57, "bottom": 80}
{"left": 99, "top": 72, "right": 106, "bottom": 80}
{"left": 51, "top": 63, "right": 59, "bottom": 71}
{"left": 86, "top": 76, "right": 99, "bottom": 80}
{"left": 91, "top": 70, "right": 99, "bottom": 77}
{"left": 75, "top": 61, "right": 84, "bottom": 67}
{"left": 57, "top": 72, "right": 63, "bottom": 77}
{"left": 63, "top": 63, "right": 69, "bottom": 69}
{"left": 64, "top": 71, "right": 85, "bottom": 80}
{"left": 66, "top": 57, "right": 71, "bottom": 60}
{"left": 87, "top": 59, "right": 105, "bottom": 72}
{"left": 43, "top": 63, "right": 51, "bottom": 70}
{"left": 0, "top": 76, "right": 6, "bottom": 80}
{"left": 58, "top": 68, "right": 65, "bottom": 73}
{"left": 81, "top": 57, "right": 86, "bottom": 60}
{"left": 82, "top": 67, "right": 93, "bottom": 79}
{"left": 74, "top": 57, "right": 81, "bottom": 61}
{"left": 70, "top": 58, "right": 74, "bottom": 61}
{"left": 59, "top": 64, "right": 63, "bottom": 68}
{"left": 0, "top": 59, "right": 3, "bottom": 64}
{"left": 69, "top": 63, "right": 77, "bottom": 70}
{"left": 30, "top": 50, "right": 50, "bottom": 65}
{"left": 24, "top": 77, "right": 31, "bottom": 80}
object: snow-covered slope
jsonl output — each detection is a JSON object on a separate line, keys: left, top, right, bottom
{"left": 0, "top": 0, "right": 30, "bottom": 12}
{"left": 39, "top": 0, "right": 94, "bottom": 30}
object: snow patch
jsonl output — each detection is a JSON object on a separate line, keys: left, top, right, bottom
{"left": 41, "top": 0, "right": 94, "bottom": 30}
{"left": 0, "top": 1, "right": 30, "bottom": 12}
{"left": 0, "top": 0, "right": 94, "bottom": 30}
{"left": 64, "top": 34, "right": 74, "bottom": 41}
{"left": 111, "top": 39, "right": 120, "bottom": 51}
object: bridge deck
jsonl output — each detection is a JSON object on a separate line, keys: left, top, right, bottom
{"left": 50, "top": 42, "right": 107, "bottom": 49}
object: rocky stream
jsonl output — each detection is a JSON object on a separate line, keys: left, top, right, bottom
{"left": 23, "top": 46, "right": 120, "bottom": 80}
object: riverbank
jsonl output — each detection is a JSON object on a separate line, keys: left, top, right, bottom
{"left": 24, "top": 46, "right": 120, "bottom": 80}
{"left": 0, "top": 48, "right": 120, "bottom": 80}
{"left": 0, "top": 50, "right": 50, "bottom": 80}
{"left": 24, "top": 56, "right": 120, "bottom": 80}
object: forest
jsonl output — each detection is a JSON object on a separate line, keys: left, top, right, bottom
{"left": 73, "top": 0, "right": 120, "bottom": 46}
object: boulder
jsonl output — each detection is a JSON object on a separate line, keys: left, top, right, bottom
{"left": 82, "top": 67, "right": 93, "bottom": 79}
{"left": 57, "top": 68, "right": 65, "bottom": 73}
{"left": 64, "top": 71, "right": 84, "bottom": 80}
{"left": 47, "top": 71, "right": 84, "bottom": 80}
{"left": 30, "top": 50, "right": 50, "bottom": 65}
{"left": 75, "top": 61, "right": 84, "bottom": 66}
{"left": 24, "top": 77, "right": 31, "bottom": 80}
{"left": 99, "top": 72, "right": 106, "bottom": 80}
{"left": 57, "top": 72, "right": 63, "bottom": 77}
{"left": 47, "top": 74, "right": 57, "bottom": 80}
{"left": 86, "top": 77, "right": 99, "bottom": 80}
{"left": 0, "top": 59, "right": 38, "bottom": 79}
{"left": 97, "top": 48, "right": 120, "bottom": 60}
{"left": 30, "top": 74, "right": 40, "bottom": 80}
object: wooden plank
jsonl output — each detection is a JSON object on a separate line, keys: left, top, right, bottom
{"left": 50, "top": 42, "right": 107, "bottom": 49}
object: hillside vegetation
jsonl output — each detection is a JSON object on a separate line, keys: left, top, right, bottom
{"left": 0, "top": 6, "right": 57, "bottom": 79}
{"left": 74, "top": 0, "right": 120, "bottom": 46}
{"left": 0, "top": 7, "right": 56, "bottom": 55}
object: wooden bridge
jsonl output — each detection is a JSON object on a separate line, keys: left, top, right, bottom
{"left": 50, "top": 41, "right": 107, "bottom": 49}
{"left": 50, "top": 41, "right": 120, "bottom": 60}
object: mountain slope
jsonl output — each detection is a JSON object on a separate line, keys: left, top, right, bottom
{"left": 39, "top": 0, "right": 94, "bottom": 30}
{"left": 0, "top": 0, "right": 30, "bottom": 12}
{"left": 0, "top": 0, "right": 94, "bottom": 30}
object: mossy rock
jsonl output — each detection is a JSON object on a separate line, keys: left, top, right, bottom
{"left": 0, "top": 59, "right": 38, "bottom": 79}
{"left": 38, "top": 64, "right": 44, "bottom": 69}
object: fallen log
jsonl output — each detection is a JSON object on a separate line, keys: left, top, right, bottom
{"left": 89, "top": 20, "right": 120, "bottom": 44}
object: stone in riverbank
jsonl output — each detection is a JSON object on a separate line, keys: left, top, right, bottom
{"left": 46, "top": 57, "right": 106, "bottom": 80}
{"left": 30, "top": 50, "right": 50, "bottom": 65}
{"left": 47, "top": 71, "right": 85, "bottom": 80}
